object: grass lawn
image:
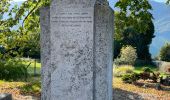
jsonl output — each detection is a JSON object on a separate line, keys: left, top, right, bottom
{"left": 22, "top": 60, "right": 41, "bottom": 75}
{"left": 134, "top": 65, "right": 158, "bottom": 73}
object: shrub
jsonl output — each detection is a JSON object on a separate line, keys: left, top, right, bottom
{"left": 114, "top": 65, "right": 134, "bottom": 77}
{"left": 159, "top": 43, "right": 170, "bottom": 62}
{"left": 122, "top": 72, "right": 140, "bottom": 83}
{"left": 114, "top": 45, "right": 137, "bottom": 65}
{"left": 0, "top": 59, "right": 28, "bottom": 81}
{"left": 142, "top": 67, "right": 153, "bottom": 73}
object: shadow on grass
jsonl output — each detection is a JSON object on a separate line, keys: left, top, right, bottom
{"left": 113, "top": 88, "right": 144, "bottom": 100}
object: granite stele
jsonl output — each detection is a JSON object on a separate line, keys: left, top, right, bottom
{"left": 40, "top": 0, "right": 114, "bottom": 100}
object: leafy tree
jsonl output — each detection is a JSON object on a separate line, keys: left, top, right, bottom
{"left": 159, "top": 43, "right": 170, "bottom": 62}
{"left": 114, "top": 0, "right": 155, "bottom": 61}
{"left": 0, "top": 0, "right": 50, "bottom": 59}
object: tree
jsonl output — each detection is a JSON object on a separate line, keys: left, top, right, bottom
{"left": 0, "top": 0, "right": 50, "bottom": 59}
{"left": 114, "top": 0, "right": 155, "bottom": 61}
{"left": 159, "top": 43, "right": 170, "bottom": 62}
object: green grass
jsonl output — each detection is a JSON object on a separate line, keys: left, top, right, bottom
{"left": 0, "top": 80, "right": 5, "bottom": 85}
{"left": 133, "top": 65, "right": 170, "bottom": 77}
{"left": 22, "top": 60, "right": 41, "bottom": 75}
{"left": 133, "top": 65, "right": 158, "bottom": 73}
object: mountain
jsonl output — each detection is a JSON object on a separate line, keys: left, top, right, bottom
{"left": 109, "top": 0, "right": 170, "bottom": 57}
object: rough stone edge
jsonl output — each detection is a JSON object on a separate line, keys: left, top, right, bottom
{"left": 94, "top": 2, "right": 114, "bottom": 100}
{"left": 40, "top": 7, "right": 51, "bottom": 100}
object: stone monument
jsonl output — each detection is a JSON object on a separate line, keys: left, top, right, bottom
{"left": 40, "top": 0, "right": 114, "bottom": 100}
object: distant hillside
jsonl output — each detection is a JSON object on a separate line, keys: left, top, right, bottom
{"left": 109, "top": 0, "right": 170, "bottom": 57}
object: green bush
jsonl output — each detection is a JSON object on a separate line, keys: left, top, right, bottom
{"left": 114, "top": 45, "right": 137, "bottom": 65}
{"left": 0, "top": 59, "right": 28, "bottom": 81}
{"left": 142, "top": 67, "right": 153, "bottom": 73}
{"left": 122, "top": 72, "right": 140, "bottom": 83}
{"left": 159, "top": 43, "right": 170, "bottom": 62}
{"left": 114, "top": 65, "right": 134, "bottom": 77}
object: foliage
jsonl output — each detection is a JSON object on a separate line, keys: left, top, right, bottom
{"left": 121, "top": 67, "right": 160, "bottom": 83}
{"left": 115, "top": 0, "right": 153, "bottom": 33}
{"left": 0, "top": 59, "right": 28, "bottom": 81}
{"left": 140, "top": 67, "right": 160, "bottom": 82}
{"left": 0, "top": 0, "right": 51, "bottom": 59}
{"left": 167, "top": 0, "right": 170, "bottom": 4}
{"left": 0, "top": 0, "right": 11, "bottom": 26}
{"left": 133, "top": 65, "right": 158, "bottom": 73}
{"left": 122, "top": 72, "right": 140, "bottom": 84}
{"left": 142, "top": 67, "right": 153, "bottom": 73}
{"left": 114, "top": 65, "right": 134, "bottom": 77}
{"left": 114, "top": 0, "right": 155, "bottom": 61}
{"left": 115, "top": 45, "right": 137, "bottom": 65}
{"left": 159, "top": 43, "right": 170, "bottom": 62}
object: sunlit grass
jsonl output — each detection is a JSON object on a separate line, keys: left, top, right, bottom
{"left": 133, "top": 65, "right": 158, "bottom": 73}
{"left": 22, "top": 60, "right": 41, "bottom": 75}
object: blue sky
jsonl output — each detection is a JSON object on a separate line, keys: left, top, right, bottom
{"left": 153, "top": 0, "right": 166, "bottom": 2}
{"left": 13, "top": 0, "right": 166, "bottom": 3}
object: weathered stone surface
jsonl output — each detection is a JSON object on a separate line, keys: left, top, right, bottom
{"left": 50, "top": 1, "right": 94, "bottom": 100}
{"left": 40, "top": 7, "right": 51, "bottom": 100}
{"left": 0, "top": 94, "right": 12, "bottom": 100}
{"left": 40, "top": 0, "right": 114, "bottom": 100}
{"left": 94, "top": 2, "right": 114, "bottom": 100}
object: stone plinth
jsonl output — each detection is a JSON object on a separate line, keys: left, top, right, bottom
{"left": 40, "top": 0, "right": 114, "bottom": 100}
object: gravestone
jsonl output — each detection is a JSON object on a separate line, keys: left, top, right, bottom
{"left": 40, "top": 0, "right": 114, "bottom": 100}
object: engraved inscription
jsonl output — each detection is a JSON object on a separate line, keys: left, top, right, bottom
{"left": 52, "top": 12, "right": 92, "bottom": 27}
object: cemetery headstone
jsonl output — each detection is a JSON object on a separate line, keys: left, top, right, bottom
{"left": 40, "top": 0, "right": 114, "bottom": 100}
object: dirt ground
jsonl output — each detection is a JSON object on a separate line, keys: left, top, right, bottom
{"left": 113, "top": 78, "right": 170, "bottom": 100}
{"left": 0, "top": 81, "right": 40, "bottom": 100}
{"left": 1, "top": 78, "right": 170, "bottom": 100}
